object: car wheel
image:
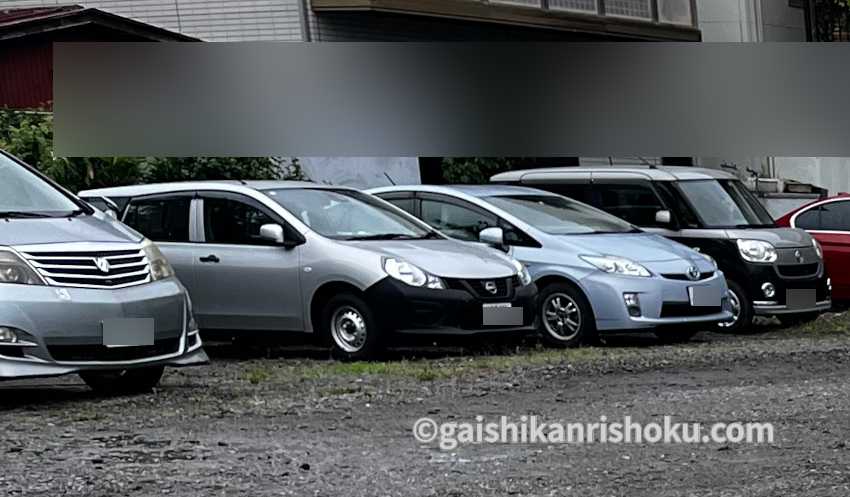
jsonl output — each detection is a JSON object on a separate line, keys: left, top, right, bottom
{"left": 654, "top": 329, "right": 698, "bottom": 344}
{"left": 537, "top": 283, "right": 596, "bottom": 348}
{"left": 777, "top": 312, "right": 821, "bottom": 328}
{"left": 79, "top": 366, "right": 165, "bottom": 395}
{"left": 322, "top": 293, "right": 384, "bottom": 361}
{"left": 717, "top": 280, "right": 755, "bottom": 334}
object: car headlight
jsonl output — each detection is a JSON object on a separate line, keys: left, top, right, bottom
{"left": 382, "top": 257, "right": 445, "bottom": 289}
{"left": 736, "top": 239, "right": 777, "bottom": 263}
{"left": 510, "top": 259, "right": 532, "bottom": 286}
{"left": 0, "top": 249, "right": 44, "bottom": 286}
{"left": 580, "top": 255, "right": 651, "bottom": 277}
{"left": 812, "top": 238, "right": 823, "bottom": 259}
{"left": 142, "top": 239, "right": 176, "bottom": 281}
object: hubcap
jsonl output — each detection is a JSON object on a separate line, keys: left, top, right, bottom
{"left": 718, "top": 289, "right": 741, "bottom": 329}
{"left": 543, "top": 293, "right": 582, "bottom": 341}
{"left": 331, "top": 306, "right": 368, "bottom": 353}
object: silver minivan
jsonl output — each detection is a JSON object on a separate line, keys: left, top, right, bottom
{"left": 80, "top": 181, "right": 538, "bottom": 360}
{"left": 0, "top": 151, "right": 207, "bottom": 392}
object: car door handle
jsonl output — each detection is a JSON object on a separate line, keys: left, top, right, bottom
{"left": 199, "top": 254, "right": 220, "bottom": 264}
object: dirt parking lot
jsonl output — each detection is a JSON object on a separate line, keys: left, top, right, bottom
{"left": 2, "top": 316, "right": 850, "bottom": 497}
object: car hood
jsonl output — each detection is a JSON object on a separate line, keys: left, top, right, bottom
{"left": 1, "top": 214, "right": 143, "bottom": 247}
{"left": 343, "top": 239, "right": 516, "bottom": 279}
{"left": 555, "top": 233, "right": 700, "bottom": 263}
{"left": 722, "top": 228, "right": 812, "bottom": 248}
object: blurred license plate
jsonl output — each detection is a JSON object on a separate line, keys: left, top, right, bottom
{"left": 786, "top": 289, "right": 816, "bottom": 310}
{"left": 102, "top": 318, "right": 155, "bottom": 348}
{"left": 688, "top": 286, "right": 720, "bottom": 307}
{"left": 482, "top": 303, "right": 522, "bottom": 326}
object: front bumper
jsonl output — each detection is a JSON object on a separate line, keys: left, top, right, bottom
{"left": 0, "top": 278, "right": 208, "bottom": 380}
{"left": 743, "top": 263, "right": 832, "bottom": 315}
{"left": 364, "top": 277, "right": 538, "bottom": 336}
{"left": 580, "top": 271, "right": 733, "bottom": 332}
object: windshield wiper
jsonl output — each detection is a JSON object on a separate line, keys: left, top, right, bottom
{"left": 343, "top": 233, "right": 420, "bottom": 241}
{"left": 0, "top": 211, "right": 53, "bottom": 219}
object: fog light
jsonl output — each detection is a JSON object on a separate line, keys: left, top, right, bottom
{"left": 761, "top": 283, "right": 776, "bottom": 299}
{"left": 0, "top": 327, "right": 18, "bottom": 343}
{"left": 623, "top": 293, "right": 642, "bottom": 317}
{"left": 828, "top": 278, "right": 833, "bottom": 292}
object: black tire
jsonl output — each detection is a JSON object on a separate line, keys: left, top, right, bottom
{"left": 79, "top": 366, "right": 165, "bottom": 395}
{"left": 320, "top": 292, "right": 384, "bottom": 361}
{"left": 536, "top": 282, "right": 596, "bottom": 348}
{"left": 776, "top": 312, "right": 821, "bottom": 328}
{"left": 654, "top": 329, "right": 698, "bottom": 344}
{"left": 717, "top": 280, "right": 755, "bottom": 334}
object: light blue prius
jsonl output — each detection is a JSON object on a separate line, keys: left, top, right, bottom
{"left": 370, "top": 185, "right": 733, "bottom": 346}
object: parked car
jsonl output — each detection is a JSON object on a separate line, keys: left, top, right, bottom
{"left": 79, "top": 182, "right": 538, "bottom": 360}
{"left": 776, "top": 193, "right": 850, "bottom": 301}
{"left": 492, "top": 166, "right": 831, "bottom": 330}
{"left": 369, "top": 185, "right": 732, "bottom": 346}
{"left": 0, "top": 151, "right": 207, "bottom": 392}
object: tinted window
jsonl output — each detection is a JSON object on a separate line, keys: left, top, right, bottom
{"left": 538, "top": 183, "right": 592, "bottom": 204}
{"left": 421, "top": 199, "right": 498, "bottom": 241}
{"left": 485, "top": 195, "right": 638, "bottom": 235}
{"left": 204, "top": 197, "right": 277, "bottom": 245}
{"left": 385, "top": 197, "right": 416, "bottom": 215}
{"left": 124, "top": 197, "right": 191, "bottom": 243}
{"left": 798, "top": 202, "right": 850, "bottom": 231}
{"left": 589, "top": 184, "right": 666, "bottom": 226}
{"left": 675, "top": 180, "right": 775, "bottom": 228}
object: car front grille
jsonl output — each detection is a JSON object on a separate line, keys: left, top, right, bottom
{"left": 777, "top": 263, "right": 820, "bottom": 279}
{"left": 19, "top": 245, "right": 151, "bottom": 289}
{"left": 445, "top": 276, "right": 516, "bottom": 300}
{"left": 661, "top": 271, "right": 715, "bottom": 281}
{"left": 47, "top": 338, "right": 180, "bottom": 362}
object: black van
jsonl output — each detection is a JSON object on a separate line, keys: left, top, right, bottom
{"left": 492, "top": 166, "right": 831, "bottom": 332}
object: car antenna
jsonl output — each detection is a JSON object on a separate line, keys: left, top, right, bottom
{"left": 384, "top": 172, "right": 397, "bottom": 186}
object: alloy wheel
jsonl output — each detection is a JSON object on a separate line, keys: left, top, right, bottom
{"left": 542, "top": 293, "right": 582, "bottom": 341}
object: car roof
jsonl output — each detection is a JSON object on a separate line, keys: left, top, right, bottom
{"left": 491, "top": 166, "right": 738, "bottom": 183}
{"left": 369, "top": 184, "right": 559, "bottom": 198}
{"left": 79, "top": 180, "right": 345, "bottom": 198}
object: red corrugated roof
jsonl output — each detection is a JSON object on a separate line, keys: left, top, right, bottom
{"left": 0, "top": 5, "right": 83, "bottom": 26}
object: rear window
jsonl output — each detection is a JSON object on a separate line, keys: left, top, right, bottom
{"left": 124, "top": 197, "right": 191, "bottom": 243}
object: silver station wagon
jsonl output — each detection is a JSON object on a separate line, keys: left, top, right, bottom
{"left": 0, "top": 152, "right": 207, "bottom": 392}
{"left": 81, "top": 181, "right": 538, "bottom": 360}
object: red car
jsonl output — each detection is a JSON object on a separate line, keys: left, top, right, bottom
{"left": 777, "top": 193, "right": 850, "bottom": 301}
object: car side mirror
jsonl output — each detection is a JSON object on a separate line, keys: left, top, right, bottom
{"left": 655, "top": 210, "right": 672, "bottom": 225}
{"left": 259, "top": 223, "right": 285, "bottom": 245}
{"left": 479, "top": 227, "right": 505, "bottom": 249}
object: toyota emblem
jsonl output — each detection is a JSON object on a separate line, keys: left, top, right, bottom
{"left": 687, "top": 266, "right": 701, "bottom": 281}
{"left": 484, "top": 281, "right": 498, "bottom": 294}
{"left": 94, "top": 257, "right": 111, "bottom": 274}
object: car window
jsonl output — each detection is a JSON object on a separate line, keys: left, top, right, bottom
{"left": 124, "top": 197, "right": 191, "bottom": 243}
{"left": 537, "top": 183, "right": 592, "bottom": 204}
{"left": 0, "top": 154, "right": 80, "bottom": 215}
{"left": 421, "top": 199, "right": 498, "bottom": 242}
{"left": 385, "top": 197, "right": 416, "bottom": 215}
{"left": 589, "top": 184, "right": 666, "bottom": 227}
{"left": 204, "top": 197, "right": 277, "bottom": 245}
{"left": 485, "top": 195, "right": 638, "bottom": 235}
{"left": 675, "top": 180, "right": 775, "bottom": 228}
{"left": 798, "top": 202, "right": 850, "bottom": 231}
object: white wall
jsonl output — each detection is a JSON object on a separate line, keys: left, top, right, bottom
{"left": 697, "top": 0, "right": 805, "bottom": 42}
{"left": 298, "top": 157, "right": 421, "bottom": 189}
{"left": 773, "top": 157, "right": 850, "bottom": 195}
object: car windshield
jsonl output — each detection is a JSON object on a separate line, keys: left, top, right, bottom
{"left": 0, "top": 154, "right": 82, "bottom": 217}
{"left": 264, "top": 188, "right": 436, "bottom": 240}
{"left": 485, "top": 195, "right": 640, "bottom": 235}
{"left": 675, "top": 179, "right": 775, "bottom": 228}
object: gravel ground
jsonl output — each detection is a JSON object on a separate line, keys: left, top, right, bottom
{"left": 2, "top": 320, "right": 850, "bottom": 497}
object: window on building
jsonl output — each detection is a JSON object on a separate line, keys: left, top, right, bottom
{"left": 604, "top": 0, "right": 652, "bottom": 19}
{"left": 124, "top": 197, "right": 191, "bottom": 243}
{"left": 203, "top": 197, "right": 277, "bottom": 245}
{"left": 657, "top": 0, "right": 692, "bottom": 25}
{"left": 550, "top": 0, "right": 598, "bottom": 13}
{"left": 490, "top": 0, "right": 543, "bottom": 7}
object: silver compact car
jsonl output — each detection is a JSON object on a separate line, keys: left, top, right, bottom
{"left": 80, "top": 182, "right": 538, "bottom": 360}
{"left": 370, "top": 185, "right": 733, "bottom": 346}
{"left": 0, "top": 152, "right": 207, "bottom": 392}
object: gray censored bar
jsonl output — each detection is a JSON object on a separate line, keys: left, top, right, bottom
{"left": 53, "top": 42, "right": 850, "bottom": 157}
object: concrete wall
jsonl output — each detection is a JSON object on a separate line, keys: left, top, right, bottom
{"left": 299, "top": 157, "right": 421, "bottom": 189}
{"left": 698, "top": 0, "right": 805, "bottom": 42}
{"left": 2, "top": 0, "right": 305, "bottom": 41}
{"left": 773, "top": 158, "right": 850, "bottom": 195}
